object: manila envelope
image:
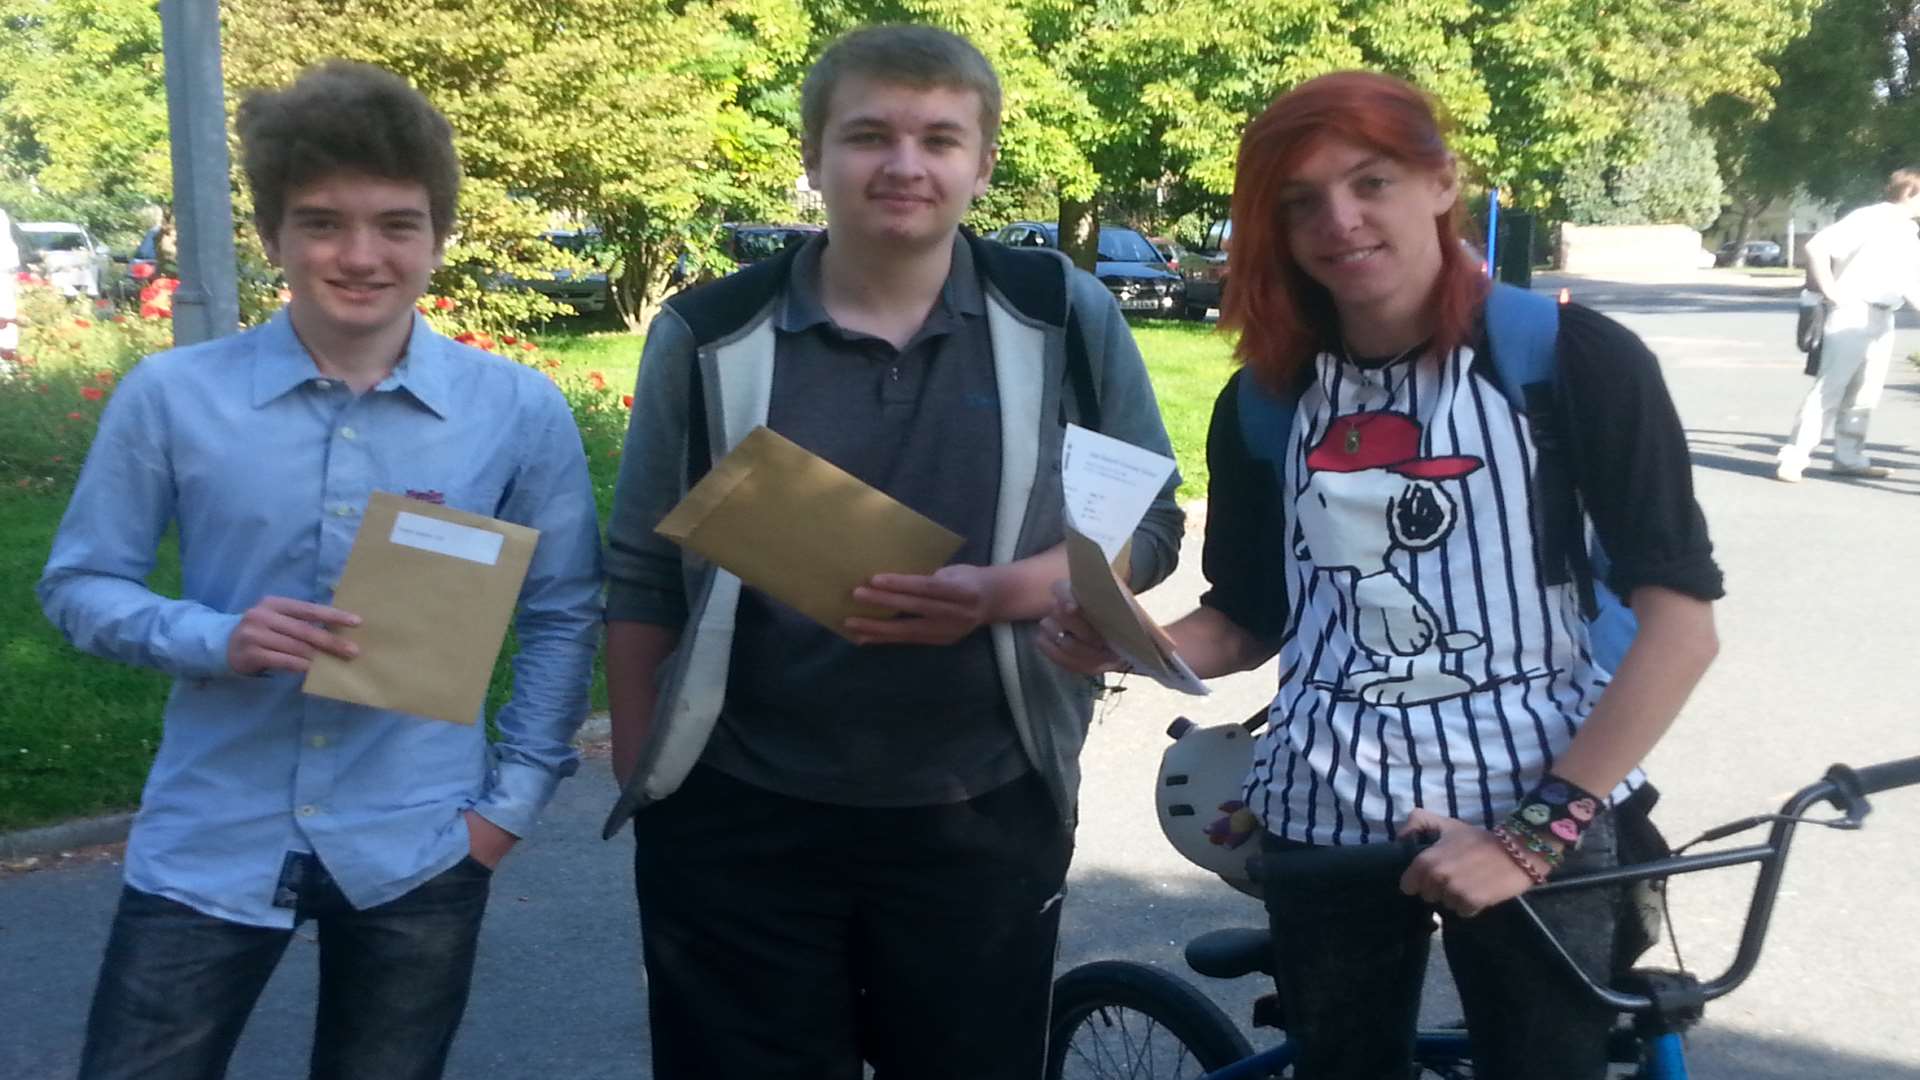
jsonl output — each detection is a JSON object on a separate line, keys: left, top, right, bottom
{"left": 655, "top": 426, "right": 965, "bottom": 639}
{"left": 302, "top": 491, "right": 539, "bottom": 725}
{"left": 1065, "top": 521, "right": 1207, "bottom": 695}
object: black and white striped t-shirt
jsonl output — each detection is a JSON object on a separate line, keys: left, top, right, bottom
{"left": 1198, "top": 305, "right": 1724, "bottom": 846}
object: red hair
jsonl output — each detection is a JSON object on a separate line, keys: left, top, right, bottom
{"left": 1219, "top": 71, "right": 1485, "bottom": 390}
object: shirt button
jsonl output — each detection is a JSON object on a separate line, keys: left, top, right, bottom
{"left": 332, "top": 504, "right": 354, "bottom": 517}
{"left": 339, "top": 426, "right": 357, "bottom": 441}
{"left": 297, "top": 805, "right": 319, "bottom": 817}
{"left": 309, "top": 735, "right": 328, "bottom": 749}
{"left": 314, "top": 379, "right": 331, "bottom": 390}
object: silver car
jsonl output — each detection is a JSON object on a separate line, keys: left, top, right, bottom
{"left": 19, "top": 221, "right": 108, "bottom": 298}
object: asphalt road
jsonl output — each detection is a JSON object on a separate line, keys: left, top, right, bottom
{"left": 5, "top": 269, "right": 1919, "bottom": 1078}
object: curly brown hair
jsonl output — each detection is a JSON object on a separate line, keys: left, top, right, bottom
{"left": 236, "top": 61, "right": 460, "bottom": 244}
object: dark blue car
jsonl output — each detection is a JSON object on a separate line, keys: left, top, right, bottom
{"left": 990, "top": 221, "right": 1187, "bottom": 318}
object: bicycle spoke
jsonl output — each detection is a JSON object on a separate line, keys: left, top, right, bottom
{"left": 1059, "top": 1005, "right": 1209, "bottom": 1080}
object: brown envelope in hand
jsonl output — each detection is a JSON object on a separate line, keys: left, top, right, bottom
{"left": 303, "top": 491, "right": 539, "bottom": 725}
{"left": 655, "top": 426, "right": 965, "bottom": 639}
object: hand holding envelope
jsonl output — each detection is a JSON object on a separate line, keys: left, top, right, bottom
{"left": 654, "top": 426, "right": 966, "bottom": 639}
{"left": 1059, "top": 425, "right": 1208, "bottom": 695}
{"left": 303, "top": 492, "right": 539, "bottom": 725}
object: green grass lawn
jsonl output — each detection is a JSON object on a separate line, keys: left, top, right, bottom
{"left": 0, "top": 491, "right": 181, "bottom": 829}
{"left": 0, "top": 314, "right": 1233, "bottom": 832}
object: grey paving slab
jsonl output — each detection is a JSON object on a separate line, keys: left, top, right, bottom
{"left": 6, "top": 274, "right": 1919, "bottom": 1078}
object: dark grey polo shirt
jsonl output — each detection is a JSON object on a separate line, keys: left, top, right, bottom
{"left": 702, "top": 233, "right": 1030, "bottom": 807}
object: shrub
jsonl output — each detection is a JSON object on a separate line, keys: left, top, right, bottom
{"left": 1, "top": 275, "right": 174, "bottom": 492}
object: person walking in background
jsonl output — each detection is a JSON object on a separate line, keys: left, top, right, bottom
{"left": 38, "top": 61, "right": 601, "bottom": 1080}
{"left": 1776, "top": 167, "right": 1920, "bottom": 482}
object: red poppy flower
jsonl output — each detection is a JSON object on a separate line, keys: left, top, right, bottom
{"left": 80, "top": 386, "right": 104, "bottom": 401}
{"left": 520, "top": 340, "right": 536, "bottom": 351}
{"left": 95, "top": 371, "right": 114, "bottom": 385}
{"left": 66, "top": 411, "right": 83, "bottom": 420}
{"left": 621, "top": 394, "right": 634, "bottom": 408}
{"left": 74, "top": 318, "right": 91, "bottom": 329}
{"left": 588, "top": 371, "right": 607, "bottom": 390}
{"left": 435, "top": 297, "right": 456, "bottom": 310}
{"left": 501, "top": 335, "right": 518, "bottom": 346}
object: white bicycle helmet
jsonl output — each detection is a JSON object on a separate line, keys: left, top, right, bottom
{"left": 1155, "top": 711, "right": 1267, "bottom": 898}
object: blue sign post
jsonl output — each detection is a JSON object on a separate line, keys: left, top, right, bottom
{"left": 1484, "top": 188, "right": 1500, "bottom": 278}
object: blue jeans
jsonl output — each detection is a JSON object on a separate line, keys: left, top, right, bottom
{"left": 78, "top": 853, "right": 492, "bottom": 1080}
{"left": 1261, "top": 816, "right": 1621, "bottom": 1080}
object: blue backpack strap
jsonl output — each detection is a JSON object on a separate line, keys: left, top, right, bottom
{"left": 1235, "top": 366, "right": 1305, "bottom": 466}
{"left": 1481, "top": 282, "right": 1560, "bottom": 408}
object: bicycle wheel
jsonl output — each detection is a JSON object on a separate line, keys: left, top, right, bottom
{"left": 1047, "top": 960, "right": 1256, "bottom": 1080}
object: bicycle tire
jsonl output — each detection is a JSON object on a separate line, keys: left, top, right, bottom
{"left": 1046, "top": 960, "right": 1256, "bottom": 1079}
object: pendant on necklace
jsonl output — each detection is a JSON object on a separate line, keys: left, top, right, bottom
{"left": 1345, "top": 426, "right": 1362, "bottom": 454}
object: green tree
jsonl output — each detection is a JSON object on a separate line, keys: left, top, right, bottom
{"left": 223, "top": 0, "right": 815, "bottom": 331}
{"left": 1564, "top": 97, "right": 1725, "bottom": 229}
{"left": 0, "top": 0, "right": 169, "bottom": 245}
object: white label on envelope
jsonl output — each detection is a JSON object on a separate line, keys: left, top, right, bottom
{"left": 390, "top": 511, "right": 504, "bottom": 566}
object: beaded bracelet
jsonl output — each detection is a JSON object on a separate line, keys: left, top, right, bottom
{"left": 1490, "top": 824, "right": 1549, "bottom": 886}
{"left": 1500, "top": 817, "right": 1566, "bottom": 869}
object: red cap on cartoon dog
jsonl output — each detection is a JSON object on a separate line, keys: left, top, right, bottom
{"left": 1305, "top": 412, "right": 1483, "bottom": 480}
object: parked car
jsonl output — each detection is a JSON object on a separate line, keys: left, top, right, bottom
{"left": 19, "top": 221, "right": 109, "bottom": 298}
{"left": 507, "top": 229, "right": 610, "bottom": 315}
{"left": 723, "top": 222, "right": 823, "bottom": 264}
{"left": 990, "top": 221, "right": 1186, "bottom": 317}
{"left": 669, "top": 222, "right": 824, "bottom": 290}
{"left": 1715, "top": 239, "right": 1785, "bottom": 268}
{"left": 1179, "top": 219, "right": 1231, "bottom": 320}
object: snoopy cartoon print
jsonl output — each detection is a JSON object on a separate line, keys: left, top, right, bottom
{"left": 1296, "top": 410, "right": 1485, "bottom": 707}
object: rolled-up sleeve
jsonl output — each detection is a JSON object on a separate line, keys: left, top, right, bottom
{"left": 38, "top": 360, "right": 244, "bottom": 679}
{"left": 473, "top": 387, "right": 604, "bottom": 838}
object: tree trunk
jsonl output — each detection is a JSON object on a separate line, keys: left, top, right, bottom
{"left": 1058, "top": 196, "right": 1098, "bottom": 273}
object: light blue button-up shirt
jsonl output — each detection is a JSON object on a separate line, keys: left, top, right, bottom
{"left": 38, "top": 310, "right": 603, "bottom": 928}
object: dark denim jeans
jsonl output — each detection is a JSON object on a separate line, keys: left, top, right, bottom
{"left": 78, "top": 854, "right": 492, "bottom": 1080}
{"left": 1261, "top": 816, "right": 1621, "bottom": 1080}
{"left": 632, "top": 765, "right": 1072, "bottom": 1080}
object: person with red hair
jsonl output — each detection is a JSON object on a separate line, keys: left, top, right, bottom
{"left": 1041, "top": 71, "right": 1724, "bottom": 1079}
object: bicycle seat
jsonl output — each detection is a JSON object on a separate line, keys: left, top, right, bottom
{"left": 1184, "top": 927, "right": 1275, "bottom": 979}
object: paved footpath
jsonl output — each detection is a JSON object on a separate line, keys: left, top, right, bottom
{"left": 5, "top": 271, "right": 1919, "bottom": 1078}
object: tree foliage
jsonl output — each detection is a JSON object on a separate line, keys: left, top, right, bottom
{"left": 0, "top": 0, "right": 1834, "bottom": 318}
{"left": 1563, "top": 98, "right": 1725, "bottom": 229}
{"left": 0, "top": 0, "right": 169, "bottom": 245}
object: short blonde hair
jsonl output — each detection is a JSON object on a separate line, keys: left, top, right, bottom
{"left": 1886, "top": 168, "right": 1920, "bottom": 203}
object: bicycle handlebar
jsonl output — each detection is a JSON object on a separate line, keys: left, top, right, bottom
{"left": 1841, "top": 756, "right": 1920, "bottom": 796}
{"left": 1518, "top": 756, "right": 1920, "bottom": 1016}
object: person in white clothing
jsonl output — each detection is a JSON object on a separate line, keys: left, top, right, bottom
{"left": 1776, "top": 168, "right": 1920, "bottom": 482}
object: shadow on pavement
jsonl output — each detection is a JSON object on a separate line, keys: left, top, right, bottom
{"left": 1684, "top": 428, "right": 1920, "bottom": 492}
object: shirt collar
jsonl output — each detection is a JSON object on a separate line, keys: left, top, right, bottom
{"left": 250, "top": 309, "right": 451, "bottom": 418}
{"left": 776, "top": 230, "right": 986, "bottom": 335}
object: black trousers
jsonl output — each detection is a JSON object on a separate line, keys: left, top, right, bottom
{"left": 631, "top": 764, "right": 1072, "bottom": 1080}
{"left": 1260, "top": 816, "right": 1622, "bottom": 1080}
